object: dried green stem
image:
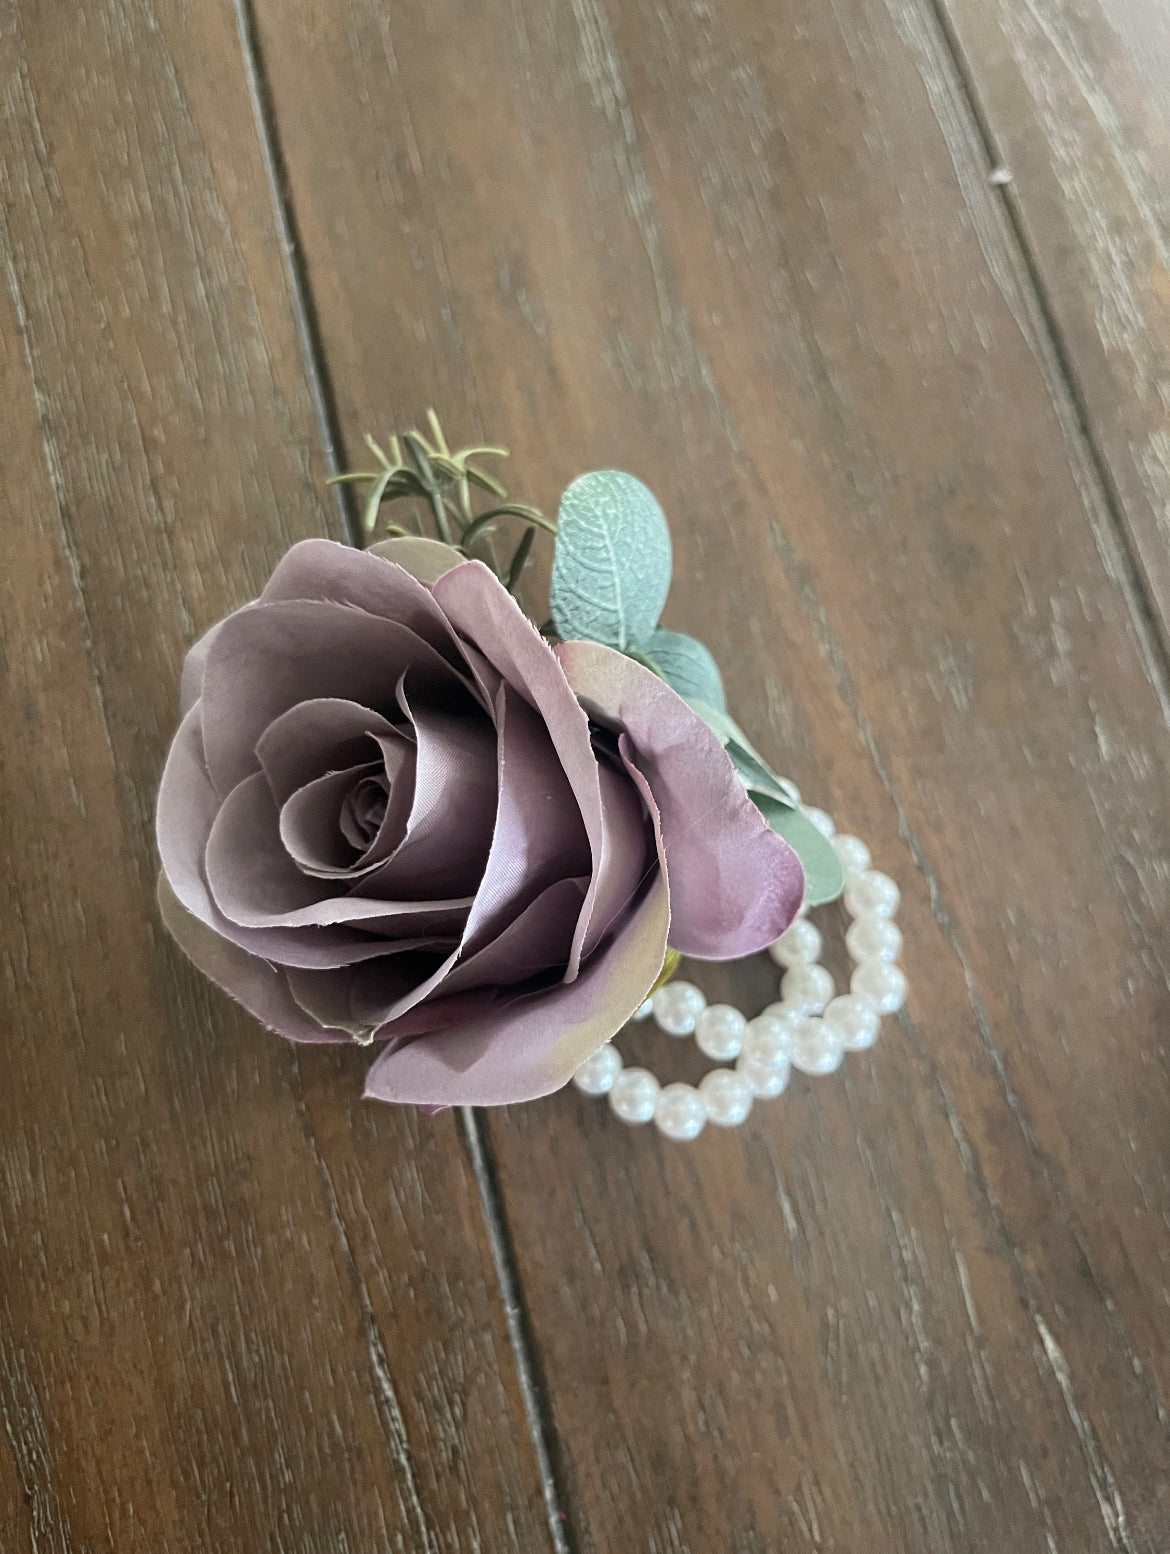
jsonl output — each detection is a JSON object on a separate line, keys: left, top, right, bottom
{"left": 333, "top": 411, "right": 555, "bottom": 587}
{"left": 461, "top": 505, "right": 556, "bottom": 549}
{"left": 505, "top": 526, "right": 537, "bottom": 592}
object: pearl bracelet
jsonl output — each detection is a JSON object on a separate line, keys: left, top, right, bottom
{"left": 571, "top": 798, "right": 906, "bottom": 1141}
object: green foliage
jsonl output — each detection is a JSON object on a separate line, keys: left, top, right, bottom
{"left": 331, "top": 411, "right": 548, "bottom": 592}
{"left": 685, "top": 700, "right": 799, "bottom": 808}
{"left": 550, "top": 471, "right": 672, "bottom": 652}
{"left": 752, "top": 796, "right": 845, "bottom": 906}
{"left": 644, "top": 628, "right": 725, "bottom": 710}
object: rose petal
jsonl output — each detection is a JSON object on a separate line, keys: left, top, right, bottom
{"left": 201, "top": 599, "right": 471, "bottom": 796}
{"left": 205, "top": 770, "right": 473, "bottom": 933}
{"left": 363, "top": 867, "right": 669, "bottom": 1106}
{"left": 338, "top": 743, "right": 415, "bottom": 864}
{"left": 304, "top": 987, "right": 499, "bottom": 1044}
{"left": 157, "top": 705, "right": 225, "bottom": 925}
{"left": 261, "top": 538, "right": 462, "bottom": 663}
{"left": 285, "top": 943, "right": 456, "bottom": 1037}
{"left": 581, "top": 756, "right": 654, "bottom": 958}
{"left": 279, "top": 739, "right": 414, "bottom": 877}
{"left": 347, "top": 947, "right": 466, "bottom": 1028}
{"left": 362, "top": 540, "right": 509, "bottom": 712}
{"left": 329, "top": 685, "right": 593, "bottom": 1030}
{"left": 460, "top": 682, "right": 591, "bottom": 949}
{"left": 351, "top": 875, "right": 588, "bottom": 1032}
{"left": 157, "top": 875, "right": 349, "bottom": 1043}
{"left": 361, "top": 741, "right": 670, "bottom": 1104}
{"left": 256, "top": 698, "right": 400, "bottom": 805}
{"left": 358, "top": 676, "right": 499, "bottom": 900}
{"left": 556, "top": 640, "right": 804, "bottom": 956}
{"left": 158, "top": 700, "right": 466, "bottom": 967}
{"left": 179, "top": 619, "right": 223, "bottom": 717}
{"left": 367, "top": 535, "right": 465, "bottom": 585}
{"left": 433, "top": 562, "right": 606, "bottom": 979}
{"left": 280, "top": 760, "right": 380, "bottom": 872}
{"left": 440, "top": 876, "right": 588, "bottom": 995}
{"left": 293, "top": 981, "right": 498, "bottom": 1045}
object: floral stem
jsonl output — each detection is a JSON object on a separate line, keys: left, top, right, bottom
{"left": 461, "top": 505, "right": 556, "bottom": 549}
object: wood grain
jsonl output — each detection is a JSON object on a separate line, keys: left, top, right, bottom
{"left": 0, "top": 3, "right": 547, "bottom": 1549}
{"left": 931, "top": 0, "right": 1170, "bottom": 644}
{"left": 249, "top": 0, "right": 1170, "bottom": 1549}
{"left": 6, "top": 0, "right": 1169, "bottom": 1547}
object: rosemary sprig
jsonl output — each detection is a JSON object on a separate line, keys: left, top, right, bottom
{"left": 329, "top": 411, "right": 551, "bottom": 593}
{"left": 460, "top": 503, "right": 555, "bottom": 550}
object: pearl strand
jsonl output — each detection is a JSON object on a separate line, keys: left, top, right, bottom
{"left": 571, "top": 800, "right": 906, "bottom": 1141}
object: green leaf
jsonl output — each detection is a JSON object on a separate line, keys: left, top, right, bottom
{"left": 550, "top": 471, "right": 672, "bottom": 651}
{"left": 685, "top": 699, "right": 799, "bottom": 808}
{"left": 753, "top": 796, "right": 845, "bottom": 906}
{"left": 645, "top": 628, "right": 725, "bottom": 710}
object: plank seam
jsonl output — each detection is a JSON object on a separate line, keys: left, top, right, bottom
{"left": 288, "top": 1080, "right": 441, "bottom": 1553}
{"left": 882, "top": 1007, "right": 1148, "bottom": 1554}
{"left": 230, "top": 0, "right": 358, "bottom": 546}
{"left": 913, "top": 0, "right": 1170, "bottom": 692}
{"left": 231, "top": 8, "right": 581, "bottom": 1543}
{"left": 459, "top": 1110, "right": 581, "bottom": 1554}
{"left": 755, "top": 509, "right": 1170, "bottom": 1458}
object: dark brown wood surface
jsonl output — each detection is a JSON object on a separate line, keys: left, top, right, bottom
{"left": 0, "top": 4, "right": 547, "bottom": 1550}
{"left": 937, "top": 0, "right": 1170, "bottom": 646}
{"left": 3, "top": 0, "right": 1168, "bottom": 1550}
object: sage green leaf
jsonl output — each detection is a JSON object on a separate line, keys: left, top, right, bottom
{"left": 550, "top": 471, "right": 672, "bottom": 651}
{"left": 728, "top": 746, "right": 796, "bottom": 807}
{"left": 752, "top": 796, "right": 845, "bottom": 906}
{"left": 684, "top": 698, "right": 752, "bottom": 754}
{"left": 685, "top": 700, "right": 799, "bottom": 808}
{"left": 645, "top": 628, "right": 725, "bottom": 710}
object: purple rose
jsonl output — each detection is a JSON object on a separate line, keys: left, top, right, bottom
{"left": 156, "top": 538, "right": 804, "bottom": 1106}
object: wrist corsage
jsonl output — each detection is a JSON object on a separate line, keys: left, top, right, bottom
{"left": 157, "top": 415, "right": 905, "bottom": 1134}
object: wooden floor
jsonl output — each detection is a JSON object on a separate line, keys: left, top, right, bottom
{"left": 3, "top": 0, "right": 1169, "bottom": 1549}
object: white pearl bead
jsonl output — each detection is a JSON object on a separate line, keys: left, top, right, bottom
{"left": 653, "top": 1082, "right": 707, "bottom": 1140}
{"left": 780, "top": 963, "right": 835, "bottom": 1014}
{"left": 851, "top": 960, "right": 907, "bottom": 1014}
{"left": 737, "top": 1051, "right": 791, "bottom": 1098}
{"left": 831, "top": 833, "right": 872, "bottom": 875}
{"left": 768, "top": 918, "right": 823, "bottom": 968}
{"left": 843, "top": 869, "right": 901, "bottom": 918}
{"left": 651, "top": 980, "right": 707, "bottom": 1036}
{"left": 822, "top": 994, "right": 881, "bottom": 1051}
{"left": 609, "top": 1067, "right": 660, "bottom": 1124}
{"left": 694, "top": 1003, "right": 748, "bottom": 1061}
{"left": 699, "top": 1069, "right": 754, "bottom": 1127}
{"left": 572, "top": 1043, "right": 623, "bottom": 1095}
{"left": 572, "top": 815, "right": 902, "bottom": 1127}
{"left": 789, "top": 1016, "right": 845, "bottom": 1076}
{"left": 743, "top": 1012, "right": 797, "bottom": 1066}
{"left": 846, "top": 915, "right": 903, "bottom": 964}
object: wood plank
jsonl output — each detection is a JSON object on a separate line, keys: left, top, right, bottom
{"left": 931, "top": 0, "right": 1170, "bottom": 643}
{"left": 0, "top": 3, "right": 548, "bottom": 1548}
{"left": 251, "top": 0, "right": 1170, "bottom": 1548}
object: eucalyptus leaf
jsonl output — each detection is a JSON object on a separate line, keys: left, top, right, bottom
{"left": 645, "top": 628, "right": 725, "bottom": 710}
{"left": 684, "top": 698, "right": 752, "bottom": 753}
{"left": 685, "top": 699, "right": 799, "bottom": 808}
{"left": 753, "top": 796, "right": 845, "bottom": 906}
{"left": 550, "top": 471, "right": 672, "bottom": 651}
{"left": 728, "top": 746, "right": 797, "bottom": 808}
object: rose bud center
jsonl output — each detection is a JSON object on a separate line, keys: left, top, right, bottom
{"left": 278, "top": 733, "right": 417, "bottom": 878}
{"left": 339, "top": 772, "right": 391, "bottom": 851}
